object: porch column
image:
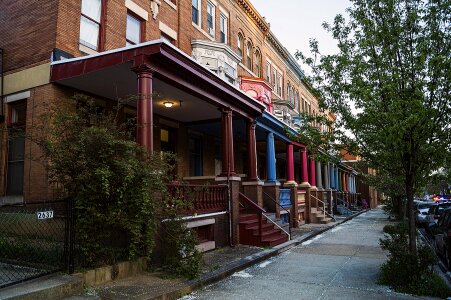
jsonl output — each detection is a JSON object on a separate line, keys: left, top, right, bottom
{"left": 299, "top": 148, "right": 310, "bottom": 187}
{"left": 219, "top": 108, "right": 235, "bottom": 177}
{"left": 316, "top": 161, "right": 323, "bottom": 191}
{"left": 285, "top": 143, "right": 296, "bottom": 185}
{"left": 330, "top": 164, "right": 335, "bottom": 190}
{"left": 133, "top": 65, "right": 154, "bottom": 153}
{"left": 309, "top": 157, "right": 317, "bottom": 189}
{"left": 266, "top": 132, "right": 277, "bottom": 183}
{"left": 246, "top": 119, "right": 258, "bottom": 181}
{"left": 335, "top": 167, "right": 339, "bottom": 191}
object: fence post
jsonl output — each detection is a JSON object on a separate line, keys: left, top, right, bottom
{"left": 65, "top": 198, "right": 75, "bottom": 274}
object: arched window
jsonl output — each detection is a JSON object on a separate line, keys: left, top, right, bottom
{"left": 287, "top": 84, "right": 290, "bottom": 102}
{"left": 254, "top": 49, "right": 262, "bottom": 77}
{"left": 238, "top": 33, "right": 244, "bottom": 62}
{"left": 246, "top": 42, "right": 252, "bottom": 70}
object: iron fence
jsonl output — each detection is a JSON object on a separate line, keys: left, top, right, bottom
{"left": 0, "top": 200, "right": 72, "bottom": 288}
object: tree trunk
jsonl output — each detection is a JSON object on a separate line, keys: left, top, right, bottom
{"left": 405, "top": 174, "right": 417, "bottom": 255}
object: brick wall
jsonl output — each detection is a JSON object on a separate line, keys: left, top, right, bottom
{"left": 0, "top": 0, "right": 58, "bottom": 73}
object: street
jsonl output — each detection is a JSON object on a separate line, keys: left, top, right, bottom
{"left": 182, "top": 209, "right": 429, "bottom": 300}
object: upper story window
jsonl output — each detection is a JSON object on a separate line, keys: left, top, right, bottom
{"left": 192, "top": 0, "right": 201, "bottom": 25}
{"left": 278, "top": 74, "right": 282, "bottom": 96}
{"left": 246, "top": 42, "right": 252, "bottom": 70}
{"left": 295, "top": 91, "right": 299, "bottom": 111}
{"left": 220, "top": 14, "right": 227, "bottom": 43}
{"left": 266, "top": 62, "right": 271, "bottom": 83}
{"left": 126, "top": 13, "right": 143, "bottom": 46}
{"left": 254, "top": 49, "right": 261, "bottom": 77}
{"left": 238, "top": 33, "right": 244, "bottom": 62}
{"left": 287, "top": 84, "right": 291, "bottom": 102}
{"left": 161, "top": 31, "right": 175, "bottom": 45}
{"left": 80, "top": 0, "right": 104, "bottom": 51}
{"left": 207, "top": 2, "right": 215, "bottom": 36}
{"left": 272, "top": 69, "right": 277, "bottom": 90}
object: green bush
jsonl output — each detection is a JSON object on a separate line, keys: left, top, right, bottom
{"left": 379, "top": 223, "right": 451, "bottom": 298}
{"left": 37, "top": 96, "right": 173, "bottom": 267}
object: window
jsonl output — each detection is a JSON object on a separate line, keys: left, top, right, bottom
{"left": 273, "top": 69, "right": 277, "bottom": 90}
{"left": 295, "top": 91, "right": 299, "bottom": 111}
{"left": 192, "top": 0, "right": 200, "bottom": 25}
{"left": 126, "top": 13, "right": 143, "bottom": 46}
{"left": 287, "top": 84, "right": 290, "bottom": 102}
{"left": 238, "top": 33, "right": 244, "bottom": 62}
{"left": 220, "top": 14, "right": 227, "bottom": 43}
{"left": 189, "top": 135, "right": 203, "bottom": 176}
{"left": 79, "top": 0, "right": 103, "bottom": 51}
{"left": 278, "top": 74, "right": 282, "bottom": 95}
{"left": 266, "top": 62, "right": 271, "bottom": 83}
{"left": 207, "top": 2, "right": 215, "bottom": 36}
{"left": 161, "top": 32, "right": 175, "bottom": 45}
{"left": 254, "top": 49, "right": 261, "bottom": 77}
{"left": 246, "top": 42, "right": 252, "bottom": 70}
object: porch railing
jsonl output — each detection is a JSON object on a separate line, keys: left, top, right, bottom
{"left": 239, "top": 192, "right": 265, "bottom": 240}
{"left": 311, "top": 194, "right": 335, "bottom": 221}
{"left": 166, "top": 184, "right": 228, "bottom": 214}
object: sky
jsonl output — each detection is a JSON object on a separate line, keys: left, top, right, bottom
{"left": 249, "top": 0, "right": 352, "bottom": 65}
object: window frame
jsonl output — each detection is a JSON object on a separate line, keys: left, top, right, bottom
{"left": 206, "top": 1, "right": 215, "bottom": 37}
{"left": 126, "top": 12, "right": 145, "bottom": 46}
{"left": 246, "top": 41, "right": 253, "bottom": 70}
{"left": 266, "top": 61, "right": 271, "bottom": 83}
{"left": 238, "top": 33, "right": 244, "bottom": 62}
{"left": 192, "top": 0, "right": 201, "bottom": 26}
{"left": 219, "top": 13, "right": 228, "bottom": 43}
{"left": 79, "top": 0, "right": 106, "bottom": 52}
{"left": 254, "top": 49, "right": 262, "bottom": 77}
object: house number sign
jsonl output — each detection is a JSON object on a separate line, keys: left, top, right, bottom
{"left": 36, "top": 210, "right": 54, "bottom": 220}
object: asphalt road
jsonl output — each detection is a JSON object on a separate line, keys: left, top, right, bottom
{"left": 182, "top": 209, "right": 433, "bottom": 300}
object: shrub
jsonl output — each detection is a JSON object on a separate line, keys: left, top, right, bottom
{"left": 379, "top": 222, "right": 451, "bottom": 298}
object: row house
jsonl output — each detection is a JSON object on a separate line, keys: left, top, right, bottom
{"left": 0, "top": 0, "right": 365, "bottom": 250}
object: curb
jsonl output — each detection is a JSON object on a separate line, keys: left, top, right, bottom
{"left": 152, "top": 209, "right": 370, "bottom": 300}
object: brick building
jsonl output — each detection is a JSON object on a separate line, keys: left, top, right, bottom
{"left": 0, "top": 0, "right": 363, "bottom": 248}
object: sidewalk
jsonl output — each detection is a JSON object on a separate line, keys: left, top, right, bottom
{"left": 0, "top": 211, "right": 364, "bottom": 300}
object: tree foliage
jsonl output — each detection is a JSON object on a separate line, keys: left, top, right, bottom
{"left": 297, "top": 0, "right": 450, "bottom": 254}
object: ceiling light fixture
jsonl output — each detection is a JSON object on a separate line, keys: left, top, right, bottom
{"left": 163, "top": 101, "right": 174, "bottom": 108}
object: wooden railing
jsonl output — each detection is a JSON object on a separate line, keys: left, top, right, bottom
{"left": 166, "top": 184, "right": 228, "bottom": 214}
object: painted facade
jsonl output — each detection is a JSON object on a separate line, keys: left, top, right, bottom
{"left": 0, "top": 0, "right": 369, "bottom": 248}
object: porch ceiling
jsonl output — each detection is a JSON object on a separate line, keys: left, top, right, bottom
{"left": 54, "top": 62, "right": 221, "bottom": 122}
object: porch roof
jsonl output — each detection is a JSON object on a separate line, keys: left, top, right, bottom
{"left": 50, "top": 39, "right": 265, "bottom": 120}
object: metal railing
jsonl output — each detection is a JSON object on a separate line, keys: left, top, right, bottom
{"left": 166, "top": 184, "right": 228, "bottom": 214}
{"left": 310, "top": 194, "right": 335, "bottom": 221}
{"left": 262, "top": 191, "right": 291, "bottom": 236}
{"left": 262, "top": 213, "right": 290, "bottom": 240}
{"left": 239, "top": 192, "right": 265, "bottom": 240}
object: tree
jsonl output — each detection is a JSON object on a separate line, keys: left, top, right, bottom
{"left": 297, "top": 0, "right": 450, "bottom": 254}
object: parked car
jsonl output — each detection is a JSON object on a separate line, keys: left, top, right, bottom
{"left": 432, "top": 208, "right": 451, "bottom": 269}
{"left": 424, "top": 202, "right": 451, "bottom": 234}
{"left": 415, "top": 201, "right": 436, "bottom": 227}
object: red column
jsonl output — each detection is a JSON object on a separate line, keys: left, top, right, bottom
{"left": 133, "top": 65, "right": 154, "bottom": 153}
{"left": 286, "top": 144, "right": 295, "bottom": 183}
{"left": 246, "top": 119, "right": 258, "bottom": 181}
{"left": 300, "top": 148, "right": 309, "bottom": 184}
{"left": 309, "top": 157, "right": 316, "bottom": 187}
{"left": 220, "top": 108, "right": 235, "bottom": 177}
{"left": 342, "top": 172, "right": 347, "bottom": 192}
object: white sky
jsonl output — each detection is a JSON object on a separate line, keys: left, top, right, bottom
{"left": 249, "top": 0, "right": 351, "bottom": 68}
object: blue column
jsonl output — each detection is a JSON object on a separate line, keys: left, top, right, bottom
{"left": 266, "top": 132, "right": 277, "bottom": 182}
{"left": 335, "top": 167, "right": 339, "bottom": 191}
{"left": 330, "top": 164, "right": 335, "bottom": 189}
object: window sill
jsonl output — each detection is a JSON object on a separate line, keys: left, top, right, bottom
{"left": 163, "top": 0, "right": 177, "bottom": 10}
{"left": 79, "top": 43, "right": 98, "bottom": 55}
{"left": 192, "top": 22, "right": 215, "bottom": 42}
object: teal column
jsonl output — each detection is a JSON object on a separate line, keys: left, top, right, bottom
{"left": 266, "top": 132, "right": 277, "bottom": 182}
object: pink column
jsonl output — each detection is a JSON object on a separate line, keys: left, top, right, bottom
{"left": 300, "top": 148, "right": 309, "bottom": 184}
{"left": 133, "top": 65, "right": 154, "bottom": 153}
{"left": 286, "top": 144, "right": 295, "bottom": 182}
{"left": 309, "top": 157, "right": 316, "bottom": 187}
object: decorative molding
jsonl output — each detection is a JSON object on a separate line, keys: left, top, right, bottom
{"left": 236, "top": 0, "right": 270, "bottom": 34}
{"left": 150, "top": 0, "right": 161, "bottom": 19}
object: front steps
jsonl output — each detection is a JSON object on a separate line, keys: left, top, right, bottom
{"left": 310, "top": 207, "right": 333, "bottom": 224}
{"left": 239, "top": 213, "right": 289, "bottom": 247}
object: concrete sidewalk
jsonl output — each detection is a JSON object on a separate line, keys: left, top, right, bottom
{"left": 0, "top": 211, "right": 366, "bottom": 300}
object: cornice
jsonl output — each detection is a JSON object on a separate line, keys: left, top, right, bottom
{"left": 236, "top": 0, "right": 270, "bottom": 34}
